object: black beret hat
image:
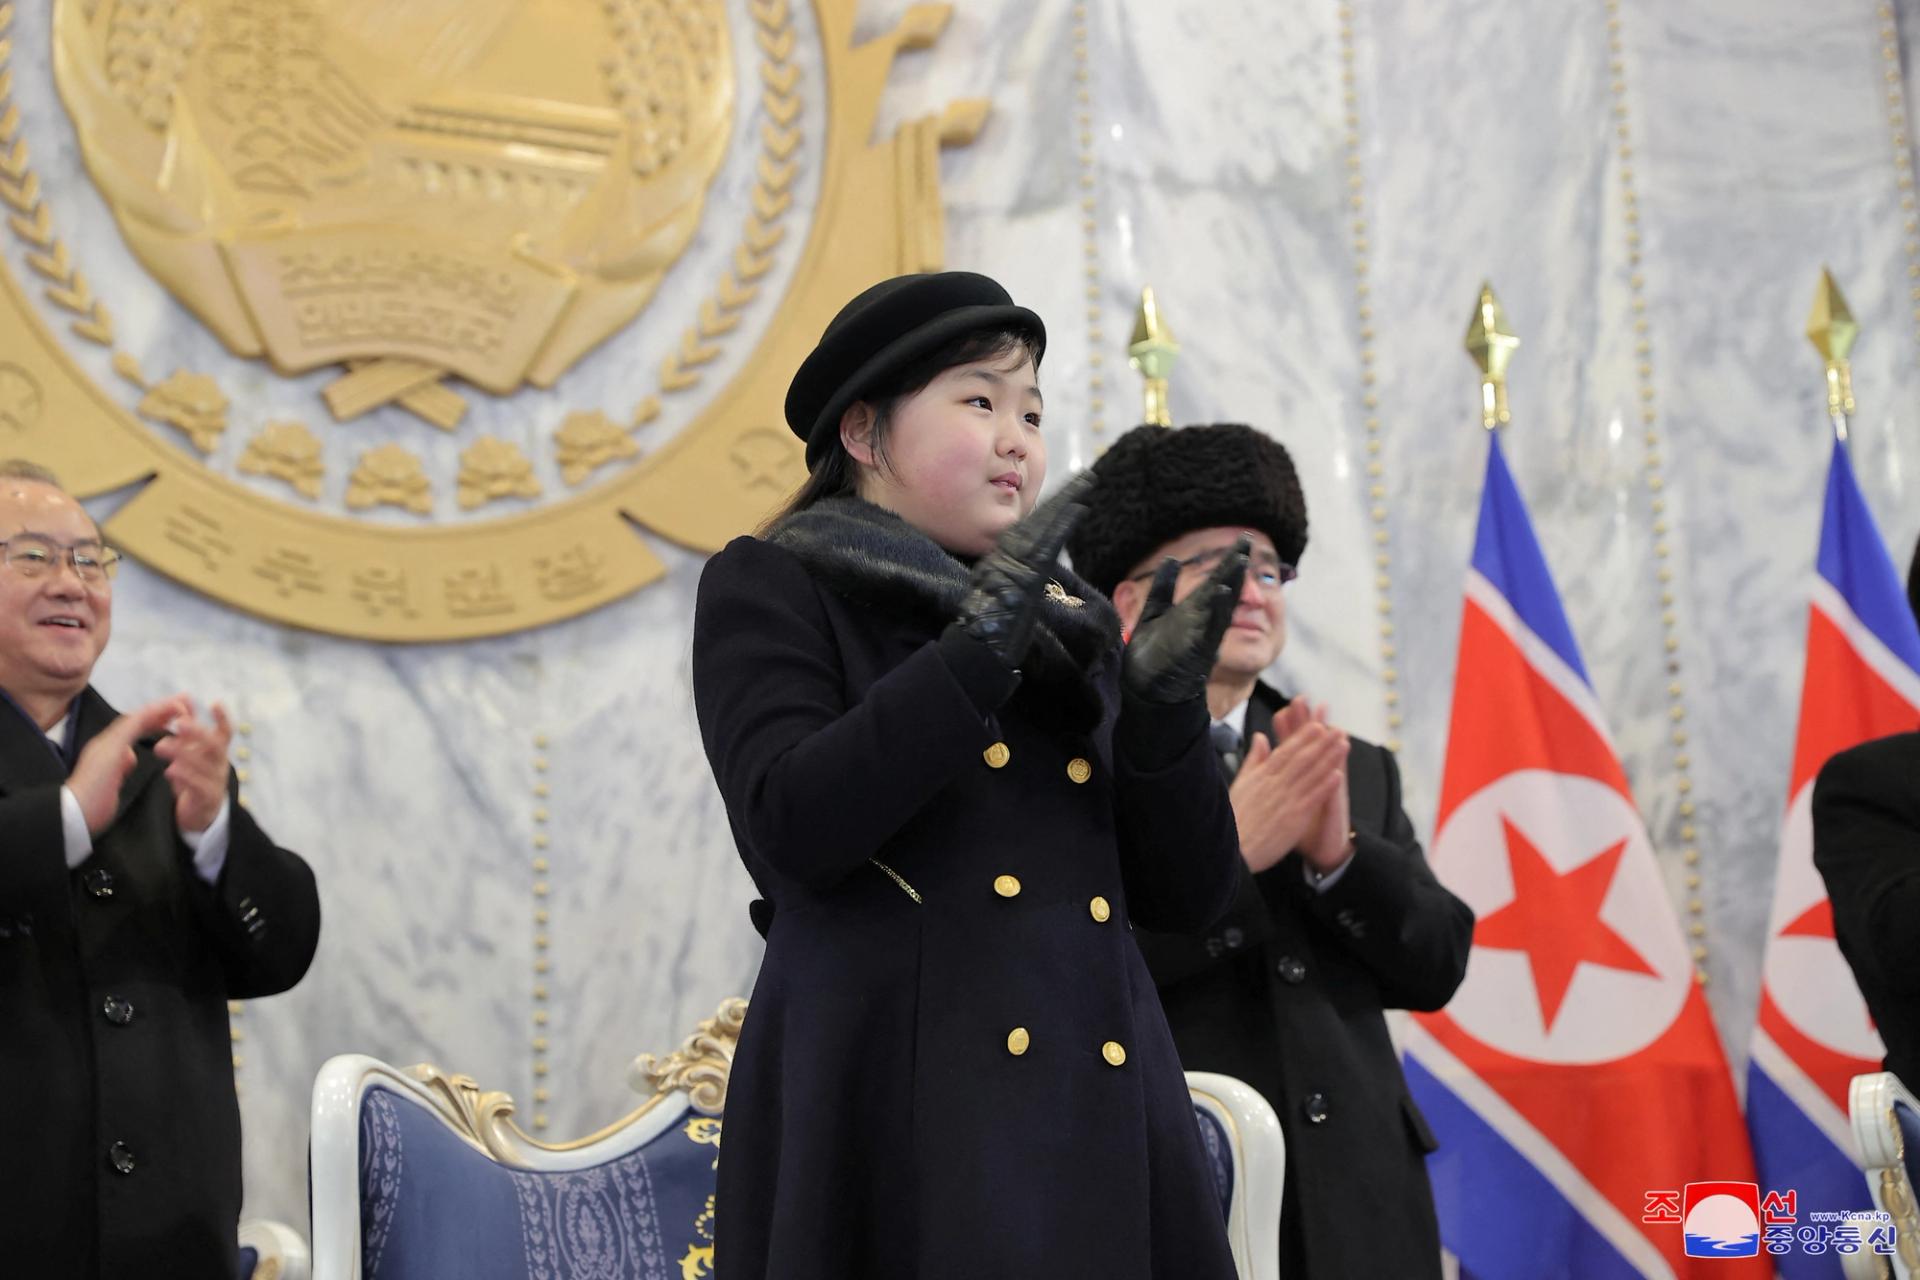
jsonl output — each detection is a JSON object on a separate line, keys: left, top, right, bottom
{"left": 785, "top": 271, "right": 1046, "bottom": 465}
{"left": 1067, "top": 422, "right": 1309, "bottom": 597}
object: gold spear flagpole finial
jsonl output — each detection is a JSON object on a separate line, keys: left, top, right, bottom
{"left": 1463, "top": 281, "right": 1519, "bottom": 430}
{"left": 1806, "top": 266, "right": 1858, "bottom": 441}
{"left": 1129, "top": 285, "right": 1181, "bottom": 428}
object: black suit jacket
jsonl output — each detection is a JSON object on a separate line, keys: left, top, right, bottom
{"left": 0, "top": 687, "right": 320, "bottom": 1279}
{"left": 1136, "top": 680, "right": 1474, "bottom": 1280}
{"left": 1813, "top": 730, "right": 1920, "bottom": 1090}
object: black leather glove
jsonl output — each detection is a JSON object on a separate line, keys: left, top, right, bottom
{"left": 1121, "top": 534, "right": 1250, "bottom": 704}
{"left": 953, "top": 471, "right": 1096, "bottom": 670}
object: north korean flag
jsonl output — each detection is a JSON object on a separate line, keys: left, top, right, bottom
{"left": 1402, "top": 433, "right": 1766, "bottom": 1278}
{"left": 1745, "top": 438, "right": 1920, "bottom": 1278}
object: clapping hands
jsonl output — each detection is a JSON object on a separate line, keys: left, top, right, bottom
{"left": 955, "top": 472, "right": 1095, "bottom": 670}
{"left": 1230, "top": 698, "right": 1354, "bottom": 875}
{"left": 152, "top": 698, "right": 234, "bottom": 835}
{"left": 1121, "top": 535, "right": 1250, "bottom": 705}
{"left": 68, "top": 695, "right": 233, "bottom": 837}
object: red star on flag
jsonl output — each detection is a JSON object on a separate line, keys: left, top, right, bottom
{"left": 1778, "top": 899, "right": 1834, "bottom": 940}
{"left": 1774, "top": 898, "right": 1869, "bottom": 1027}
{"left": 1474, "top": 816, "right": 1660, "bottom": 1033}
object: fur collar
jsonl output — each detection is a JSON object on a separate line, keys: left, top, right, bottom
{"left": 767, "top": 496, "right": 1120, "bottom": 731}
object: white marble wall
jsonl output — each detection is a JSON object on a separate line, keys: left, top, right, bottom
{"left": 14, "top": 0, "right": 1920, "bottom": 1230}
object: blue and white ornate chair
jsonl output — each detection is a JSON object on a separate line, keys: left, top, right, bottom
{"left": 1848, "top": 1071, "right": 1920, "bottom": 1279}
{"left": 309, "top": 999, "right": 742, "bottom": 1280}
{"left": 1187, "top": 1070, "right": 1285, "bottom": 1280}
{"left": 239, "top": 1217, "right": 310, "bottom": 1280}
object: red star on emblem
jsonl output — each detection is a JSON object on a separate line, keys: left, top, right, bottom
{"left": 1474, "top": 816, "right": 1660, "bottom": 1033}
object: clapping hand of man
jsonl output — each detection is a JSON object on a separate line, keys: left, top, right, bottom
{"left": 1231, "top": 698, "right": 1350, "bottom": 873}
{"left": 151, "top": 699, "right": 234, "bottom": 836}
{"left": 1268, "top": 699, "right": 1355, "bottom": 875}
{"left": 68, "top": 695, "right": 234, "bottom": 838}
{"left": 67, "top": 696, "right": 187, "bottom": 836}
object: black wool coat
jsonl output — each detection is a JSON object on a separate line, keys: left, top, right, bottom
{"left": 1136, "top": 680, "right": 1474, "bottom": 1280}
{"left": 691, "top": 497, "right": 1243, "bottom": 1280}
{"left": 1814, "top": 730, "right": 1920, "bottom": 1090}
{"left": 0, "top": 687, "right": 320, "bottom": 1280}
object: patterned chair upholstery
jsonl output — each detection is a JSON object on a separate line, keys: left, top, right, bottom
{"left": 238, "top": 1217, "right": 310, "bottom": 1280}
{"left": 308, "top": 1000, "right": 1277, "bottom": 1279}
{"left": 1848, "top": 1071, "right": 1920, "bottom": 1279}
{"left": 309, "top": 999, "right": 743, "bottom": 1280}
{"left": 1187, "top": 1070, "right": 1285, "bottom": 1280}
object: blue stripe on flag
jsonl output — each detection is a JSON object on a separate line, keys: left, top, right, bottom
{"left": 1469, "top": 434, "right": 1594, "bottom": 687}
{"left": 1745, "top": 1060, "right": 1874, "bottom": 1280}
{"left": 1816, "top": 439, "right": 1920, "bottom": 676}
{"left": 1406, "top": 1054, "right": 1644, "bottom": 1279}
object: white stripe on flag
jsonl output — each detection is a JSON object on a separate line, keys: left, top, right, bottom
{"left": 1463, "top": 572, "right": 1623, "bottom": 759}
{"left": 1402, "top": 1020, "right": 1678, "bottom": 1280}
{"left": 1748, "top": 1028, "right": 1860, "bottom": 1161}
{"left": 1809, "top": 578, "right": 1920, "bottom": 711}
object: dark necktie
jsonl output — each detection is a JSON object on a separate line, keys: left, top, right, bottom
{"left": 1209, "top": 721, "right": 1243, "bottom": 781}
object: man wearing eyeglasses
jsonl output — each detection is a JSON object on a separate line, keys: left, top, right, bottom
{"left": 0, "top": 459, "right": 320, "bottom": 1279}
{"left": 1068, "top": 423, "right": 1472, "bottom": 1280}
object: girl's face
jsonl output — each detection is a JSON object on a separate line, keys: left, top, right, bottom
{"left": 846, "top": 350, "right": 1046, "bottom": 557}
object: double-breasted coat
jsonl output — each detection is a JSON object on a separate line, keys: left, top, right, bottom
{"left": 1814, "top": 730, "right": 1920, "bottom": 1090}
{"left": 691, "top": 497, "right": 1244, "bottom": 1279}
{"left": 1136, "top": 680, "right": 1474, "bottom": 1279}
{"left": 0, "top": 687, "right": 320, "bottom": 1279}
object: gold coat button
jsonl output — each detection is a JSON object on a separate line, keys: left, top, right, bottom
{"left": 1067, "top": 757, "right": 1093, "bottom": 784}
{"left": 1089, "top": 895, "right": 1111, "bottom": 923}
{"left": 984, "top": 742, "right": 1011, "bottom": 769}
{"left": 994, "top": 875, "right": 1022, "bottom": 898}
{"left": 1008, "top": 1027, "right": 1031, "bottom": 1056}
{"left": 1102, "top": 1041, "right": 1127, "bottom": 1067}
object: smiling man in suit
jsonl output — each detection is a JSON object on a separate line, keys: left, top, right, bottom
{"left": 1068, "top": 423, "right": 1474, "bottom": 1280}
{"left": 1814, "top": 534, "right": 1920, "bottom": 1092}
{"left": 0, "top": 459, "right": 320, "bottom": 1279}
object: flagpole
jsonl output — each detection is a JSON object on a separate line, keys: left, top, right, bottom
{"left": 1128, "top": 285, "right": 1180, "bottom": 428}
{"left": 1806, "top": 267, "right": 1857, "bottom": 443}
{"left": 1464, "top": 282, "right": 1519, "bottom": 430}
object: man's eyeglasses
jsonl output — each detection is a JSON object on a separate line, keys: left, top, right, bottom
{"left": 1, "top": 534, "right": 122, "bottom": 583}
{"left": 1126, "top": 544, "right": 1297, "bottom": 591}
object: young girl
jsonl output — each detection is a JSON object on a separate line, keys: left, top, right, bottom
{"left": 692, "top": 271, "right": 1250, "bottom": 1278}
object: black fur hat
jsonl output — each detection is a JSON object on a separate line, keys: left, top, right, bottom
{"left": 1067, "top": 422, "right": 1309, "bottom": 596}
{"left": 785, "top": 272, "right": 1046, "bottom": 466}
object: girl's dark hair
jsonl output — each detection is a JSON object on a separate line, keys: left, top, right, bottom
{"left": 760, "top": 327, "right": 1043, "bottom": 532}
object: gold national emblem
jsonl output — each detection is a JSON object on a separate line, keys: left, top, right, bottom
{"left": 60, "top": 0, "right": 738, "bottom": 406}
{"left": 0, "top": 1, "right": 990, "bottom": 638}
